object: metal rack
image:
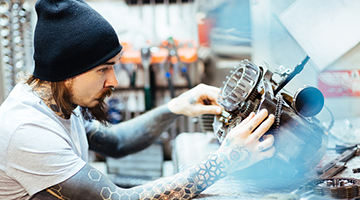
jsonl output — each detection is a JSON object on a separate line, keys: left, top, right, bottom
{"left": 0, "top": 0, "right": 33, "bottom": 103}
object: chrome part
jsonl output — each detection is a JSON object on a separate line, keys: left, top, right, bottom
{"left": 219, "top": 59, "right": 261, "bottom": 112}
{"left": 306, "top": 178, "right": 360, "bottom": 199}
{"left": 273, "top": 95, "right": 283, "bottom": 131}
{"left": 213, "top": 58, "right": 328, "bottom": 179}
{"left": 213, "top": 109, "right": 241, "bottom": 143}
{"left": 214, "top": 59, "right": 262, "bottom": 142}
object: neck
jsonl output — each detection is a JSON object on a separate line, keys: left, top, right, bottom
{"left": 35, "top": 83, "right": 68, "bottom": 119}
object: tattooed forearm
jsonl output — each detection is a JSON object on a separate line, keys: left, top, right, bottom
{"left": 32, "top": 145, "right": 254, "bottom": 199}
{"left": 34, "top": 154, "right": 228, "bottom": 200}
{"left": 125, "top": 154, "right": 227, "bottom": 199}
{"left": 87, "top": 104, "right": 180, "bottom": 158}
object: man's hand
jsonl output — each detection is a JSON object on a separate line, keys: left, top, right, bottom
{"left": 216, "top": 109, "right": 275, "bottom": 174}
{"left": 167, "top": 83, "right": 222, "bottom": 117}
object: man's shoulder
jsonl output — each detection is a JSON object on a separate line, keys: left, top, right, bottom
{"left": 0, "top": 84, "right": 48, "bottom": 129}
{"left": 0, "top": 83, "right": 77, "bottom": 145}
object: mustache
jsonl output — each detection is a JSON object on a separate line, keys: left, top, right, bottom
{"left": 81, "top": 87, "right": 114, "bottom": 127}
{"left": 96, "top": 87, "right": 113, "bottom": 102}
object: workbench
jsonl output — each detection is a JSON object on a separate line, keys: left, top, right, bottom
{"left": 172, "top": 132, "right": 360, "bottom": 200}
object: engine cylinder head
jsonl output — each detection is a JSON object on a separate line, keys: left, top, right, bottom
{"left": 220, "top": 59, "right": 261, "bottom": 112}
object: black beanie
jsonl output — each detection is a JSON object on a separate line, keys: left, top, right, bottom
{"left": 33, "top": 0, "right": 123, "bottom": 82}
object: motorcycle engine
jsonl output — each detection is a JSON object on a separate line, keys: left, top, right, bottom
{"left": 212, "top": 57, "right": 328, "bottom": 180}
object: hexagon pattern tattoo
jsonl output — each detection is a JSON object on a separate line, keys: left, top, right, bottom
{"left": 93, "top": 154, "right": 227, "bottom": 200}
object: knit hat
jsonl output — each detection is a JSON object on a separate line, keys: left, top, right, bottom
{"left": 33, "top": 0, "right": 122, "bottom": 82}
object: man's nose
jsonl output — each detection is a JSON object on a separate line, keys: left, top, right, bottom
{"left": 105, "top": 67, "right": 118, "bottom": 88}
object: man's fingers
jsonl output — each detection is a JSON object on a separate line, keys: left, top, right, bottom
{"left": 232, "top": 110, "right": 268, "bottom": 134}
{"left": 257, "top": 134, "right": 274, "bottom": 151}
{"left": 244, "top": 109, "right": 269, "bottom": 133}
{"left": 201, "top": 84, "right": 221, "bottom": 94}
{"left": 257, "top": 146, "right": 275, "bottom": 161}
{"left": 192, "top": 105, "right": 222, "bottom": 116}
{"left": 195, "top": 84, "right": 221, "bottom": 96}
{"left": 251, "top": 113, "right": 275, "bottom": 140}
{"left": 239, "top": 112, "right": 255, "bottom": 126}
{"left": 201, "top": 93, "right": 221, "bottom": 106}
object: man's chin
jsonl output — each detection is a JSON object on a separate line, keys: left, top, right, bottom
{"left": 80, "top": 101, "right": 111, "bottom": 126}
{"left": 81, "top": 100, "right": 100, "bottom": 109}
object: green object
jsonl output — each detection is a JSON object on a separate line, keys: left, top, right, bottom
{"left": 144, "top": 87, "right": 152, "bottom": 111}
{"left": 141, "top": 47, "right": 152, "bottom": 111}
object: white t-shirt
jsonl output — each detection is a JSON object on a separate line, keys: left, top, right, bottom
{"left": 0, "top": 83, "right": 89, "bottom": 199}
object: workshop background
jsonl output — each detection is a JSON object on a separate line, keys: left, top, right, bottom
{"left": 1, "top": 0, "right": 360, "bottom": 199}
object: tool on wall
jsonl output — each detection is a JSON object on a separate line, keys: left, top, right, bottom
{"left": 141, "top": 46, "right": 152, "bottom": 111}
{"left": 163, "top": 39, "right": 175, "bottom": 98}
{"left": 163, "top": 37, "right": 192, "bottom": 90}
{"left": 176, "top": 0, "right": 182, "bottom": 19}
{"left": 164, "top": 0, "right": 170, "bottom": 26}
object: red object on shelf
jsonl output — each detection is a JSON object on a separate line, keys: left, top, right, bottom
{"left": 197, "top": 18, "right": 214, "bottom": 47}
{"left": 317, "top": 69, "right": 360, "bottom": 97}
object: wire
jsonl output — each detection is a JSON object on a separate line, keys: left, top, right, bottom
{"left": 323, "top": 105, "right": 334, "bottom": 132}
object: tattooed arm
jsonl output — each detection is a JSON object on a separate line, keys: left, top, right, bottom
{"left": 87, "top": 104, "right": 180, "bottom": 157}
{"left": 87, "top": 84, "right": 223, "bottom": 158}
{"left": 31, "top": 110, "right": 275, "bottom": 200}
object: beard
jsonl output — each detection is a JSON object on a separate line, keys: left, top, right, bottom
{"left": 51, "top": 80, "right": 113, "bottom": 126}
{"left": 80, "top": 87, "right": 113, "bottom": 126}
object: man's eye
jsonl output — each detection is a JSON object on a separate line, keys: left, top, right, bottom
{"left": 99, "top": 68, "right": 109, "bottom": 73}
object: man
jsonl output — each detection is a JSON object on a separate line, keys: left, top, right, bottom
{"left": 0, "top": 0, "right": 275, "bottom": 199}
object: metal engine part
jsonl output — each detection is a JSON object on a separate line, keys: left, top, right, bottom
{"left": 305, "top": 178, "right": 360, "bottom": 199}
{"left": 213, "top": 57, "right": 328, "bottom": 179}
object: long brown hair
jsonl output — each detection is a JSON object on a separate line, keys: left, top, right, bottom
{"left": 26, "top": 75, "right": 74, "bottom": 119}
{"left": 26, "top": 75, "right": 112, "bottom": 125}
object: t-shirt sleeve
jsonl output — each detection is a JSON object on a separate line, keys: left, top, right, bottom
{"left": 84, "top": 119, "right": 99, "bottom": 134}
{"left": 6, "top": 123, "right": 86, "bottom": 195}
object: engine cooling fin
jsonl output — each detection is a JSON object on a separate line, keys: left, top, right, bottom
{"left": 219, "top": 59, "right": 261, "bottom": 112}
